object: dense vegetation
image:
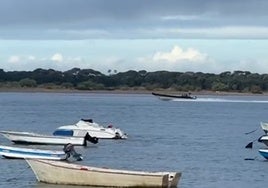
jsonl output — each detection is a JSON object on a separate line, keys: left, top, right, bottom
{"left": 0, "top": 68, "right": 267, "bottom": 93}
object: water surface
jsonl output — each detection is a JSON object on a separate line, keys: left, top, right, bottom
{"left": 0, "top": 92, "right": 268, "bottom": 188}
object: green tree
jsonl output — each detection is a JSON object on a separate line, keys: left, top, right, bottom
{"left": 19, "top": 78, "right": 37, "bottom": 87}
{"left": 76, "top": 80, "right": 104, "bottom": 90}
{"left": 250, "top": 85, "right": 263, "bottom": 94}
{"left": 211, "top": 82, "right": 229, "bottom": 91}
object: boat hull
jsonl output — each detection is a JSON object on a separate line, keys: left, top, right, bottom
{"left": 54, "top": 128, "right": 126, "bottom": 139}
{"left": 259, "top": 149, "right": 268, "bottom": 159}
{"left": 0, "top": 145, "right": 66, "bottom": 160}
{"left": 0, "top": 131, "right": 86, "bottom": 146}
{"left": 26, "top": 159, "right": 181, "bottom": 188}
{"left": 258, "top": 135, "right": 268, "bottom": 147}
{"left": 53, "top": 120, "right": 127, "bottom": 139}
{"left": 152, "top": 92, "right": 197, "bottom": 100}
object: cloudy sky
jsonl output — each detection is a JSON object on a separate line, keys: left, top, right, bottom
{"left": 1, "top": 0, "right": 268, "bottom": 74}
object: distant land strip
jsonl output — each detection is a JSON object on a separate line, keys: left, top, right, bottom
{"left": 0, "top": 68, "right": 267, "bottom": 94}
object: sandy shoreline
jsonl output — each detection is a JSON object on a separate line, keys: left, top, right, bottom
{"left": 0, "top": 87, "right": 267, "bottom": 96}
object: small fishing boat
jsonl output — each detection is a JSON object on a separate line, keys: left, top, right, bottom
{"left": 0, "top": 143, "right": 82, "bottom": 161}
{"left": 26, "top": 159, "right": 181, "bottom": 187}
{"left": 152, "top": 92, "right": 197, "bottom": 101}
{"left": 0, "top": 131, "right": 98, "bottom": 146}
{"left": 259, "top": 148, "right": 268, "bottom": 159}
{"left": 53, "top": 119, "right": 127, "bottom": 139}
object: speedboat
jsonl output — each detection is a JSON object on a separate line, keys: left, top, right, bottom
{"left": 152, "top": 92, "right": 197, "bottom": 101}
{"left": 26, "top": 159, "right": 181, "bottom": 187}
{"left": 0, "top": 130, "right": 98, "bottom": 146}
{"left": 53, "top": 119, "right": 127, "bottom": 139}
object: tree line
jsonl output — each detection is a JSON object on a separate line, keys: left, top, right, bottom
{"left": 0, "top": 68, "right": 267, "bottom": 93}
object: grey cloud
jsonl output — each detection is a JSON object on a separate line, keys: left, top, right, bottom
{"left": 0, "top": 0, "right": 268, "bottom": 39}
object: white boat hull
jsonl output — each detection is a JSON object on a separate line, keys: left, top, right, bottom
{"left": 0, "top": 145, "right": 66, "bottom": 160}
{"left": 26, "top": 159, "right": 181, "bottom": 188}
{"left": 259, "top": 135, "right": 268, "bottom": 146}
{"left": 54, "top": 119, "right": 127, "bottom": 139}
{"left": 0, "top": 131, "right": 86, "bottom": 146}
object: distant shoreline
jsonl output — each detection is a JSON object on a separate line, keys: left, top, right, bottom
{"left": 0, "top": 87, "right": 266, "bottom": 96}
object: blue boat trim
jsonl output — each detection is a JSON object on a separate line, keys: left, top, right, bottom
{"left": 53, "top": 129, "right": 74, "bottom": 136}
{"left": 259, "top": 150, "right": 268, "bottom": 159}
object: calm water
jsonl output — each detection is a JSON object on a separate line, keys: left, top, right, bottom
{"left": 0, "top": 92, "right": 268, "bottom": 188}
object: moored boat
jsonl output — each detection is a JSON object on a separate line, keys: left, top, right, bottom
{"left": 26, "top": 159, "right": 181, "bottom": 187}
{"left": 0, "top": 131, "right": 98, "bottom": 146}
{"left": 0, "top": 144, "right": 82, "bottom": 160}
{"left": 0, "top": 145, "right": 66, "bottom": 160}
{"left": 259, "top": 148, "right": 268, "bottom": 159}
{"left": 53, "top": 119, "right": 127, "bottom": 139}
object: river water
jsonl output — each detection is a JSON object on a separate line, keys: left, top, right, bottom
{"left": 0, "top": 92, "right": 268, "bottom": 188}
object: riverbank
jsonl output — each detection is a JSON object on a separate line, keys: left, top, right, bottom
{"left": 0, "top": 87, "right": 266, "bottom": 96}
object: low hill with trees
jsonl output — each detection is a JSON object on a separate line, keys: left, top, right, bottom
{"left": 0, "top": 68, "right": 267, "bottom": 94}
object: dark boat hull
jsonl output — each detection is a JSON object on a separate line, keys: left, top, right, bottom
{"left": 152, "top": 92, "right": 197, "bottom": 100}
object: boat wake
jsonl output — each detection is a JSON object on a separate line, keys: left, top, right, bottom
{"left": 173, "top": 98, "right": 268, "bottom": 103}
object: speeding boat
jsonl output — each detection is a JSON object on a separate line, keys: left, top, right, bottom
{"left": 53, "top": 119, "right": 127, "bottom": 139}
{"left": 152, "top": 92, "right": 197, "bottom": 101}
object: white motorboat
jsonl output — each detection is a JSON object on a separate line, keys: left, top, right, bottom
{"left": 53, "top": 119, "right": 127, "bottom": 139}
{"left": 0, "top": 144, "right": 82, "bottom": 161}
{"left": 0, "top": 131, "right": 98, "bottom": 146}
{"left": 26, "top": 159, "right": 181, "bottom": 187}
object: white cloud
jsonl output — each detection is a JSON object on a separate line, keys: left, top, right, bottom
{"left": 51, "top": 53, "right": 63, "bottom": 62}
{"left": 160, "top": 26, "right": 268, "bottom": 39}
{"left": 4, "top": 53, "right": 86, "bottom": 71}
{"left": 153, "top": 45, "right": 208, "bottom": 63}
{"left": 8, "top": 55, "right": 36, "bottom": 63}
{"left": 134, "top": 45, "right": 223, "bottom": 73}
{"left": 228, "top": 59, "right": 268, "bottom": 74}
{"left": 8, "top": 55, "right": 20, "bottom": 63}
{"left": 28, "top": 55, "right": 36, "bottom": 61}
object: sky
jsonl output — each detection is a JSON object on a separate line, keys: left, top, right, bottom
{"left": 1, "top": 0, "right": 268, "bottom": 74}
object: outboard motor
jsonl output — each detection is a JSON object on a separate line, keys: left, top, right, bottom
{"left": 115, "top": 132, "right": 121, "bottom": 139}
{"left": 63, "top": 143, "right": 83, "bottom": 161}
{"left": 85, "top": 133, "right": 98, "bottom": 144}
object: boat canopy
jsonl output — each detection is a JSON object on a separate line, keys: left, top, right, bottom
{"left": 76, "top": 120, "right": 101, "bottom": 128}
{"left": 81, "top": 118, "right": 93, "bottom": 123}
